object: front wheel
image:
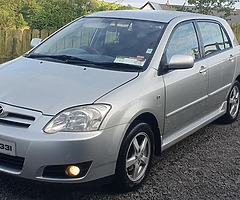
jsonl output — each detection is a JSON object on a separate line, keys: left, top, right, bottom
{"left": 113, "top": 122, "right": 154, "bottom": 191}
{"left": 219, "top": 81, "right": 240, "bottom": 124}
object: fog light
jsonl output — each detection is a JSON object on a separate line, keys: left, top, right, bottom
{"left": 65, "top": 165, "right": 80, "bottom": 177}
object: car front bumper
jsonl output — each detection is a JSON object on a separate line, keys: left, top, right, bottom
{"left": 0, "top": 103, "right": 126, "bottom": 183}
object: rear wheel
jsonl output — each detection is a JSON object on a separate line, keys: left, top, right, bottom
{"left": 114, "top": 122, "right": 154, "bottom": 191}
{"left": 219, "top": 81, "right": 240, "bottom": 124}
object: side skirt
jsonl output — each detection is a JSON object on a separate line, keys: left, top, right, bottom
{"left": 161, "top": 101, "right": 227, "bottom": 151}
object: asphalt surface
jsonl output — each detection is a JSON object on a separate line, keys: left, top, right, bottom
{"left": 0, "top": 119, "right": 239, "bottom": 200}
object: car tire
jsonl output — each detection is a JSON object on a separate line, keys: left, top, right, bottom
{"left": 113, "top": 122, "right": 154, "bottom": 192}
{"left": 219, "top": 81, "right": 240, "bottom": 124}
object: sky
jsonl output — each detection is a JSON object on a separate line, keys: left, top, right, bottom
{"left": 101, "top": 0, "right": 240, "bottom": 9}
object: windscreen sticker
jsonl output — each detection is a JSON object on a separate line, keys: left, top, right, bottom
{"left": 114, "top": 56, "right": 146, "bottom": 66}
{"left": 146, "top": 49, "right": 153, "bottom": 54}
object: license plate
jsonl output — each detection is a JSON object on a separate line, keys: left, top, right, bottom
{"left": 0, "top": 139, "right": 16, "bottom": 156}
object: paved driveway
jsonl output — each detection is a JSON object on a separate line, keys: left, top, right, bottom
{"left": 0, "top": 119, "right": 239, "bottom": 199}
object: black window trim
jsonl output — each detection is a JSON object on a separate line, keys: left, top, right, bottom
{"left": 220, "top": 26, "right": 232, "bottom": 50}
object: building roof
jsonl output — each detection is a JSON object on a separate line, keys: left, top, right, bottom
{"left": 140, "top": 1, "right": 175, "bottom": 10}
{"left": 140, "top": 1, "right": 240, "bottom": 22}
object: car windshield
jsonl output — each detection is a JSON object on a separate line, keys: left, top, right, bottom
{"left": 28, "top": 17, "right": 166, "bottom": 72}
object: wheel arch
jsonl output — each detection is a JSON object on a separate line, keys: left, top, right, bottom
{"left": 127, "top": 112, "right": 161, "bottom": 156}
{"left": 235, "top": 75, "right": 240, "bottom": 85}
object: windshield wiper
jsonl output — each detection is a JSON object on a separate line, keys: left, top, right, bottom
{"left": 26, "top": 54, "right": 143, "bottom": 71}
{"left": 92, "top": 62, "right": 143, "bottom": 71}
{"left": 26, "top": 53, "right": 93, "bottom": 64}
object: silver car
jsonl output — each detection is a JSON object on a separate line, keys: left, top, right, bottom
{"left": 0, "top": 10, "right": 240, "bottom": 191}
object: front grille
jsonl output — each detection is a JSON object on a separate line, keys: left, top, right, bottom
{"left": 43, "top": 161, "right": 92, "bottom": 179}
{"left": 0, "top": 112, "right": 35, "bottom": 128}
{"left": 0, "top": 153, "right": 25, "bottom": 171}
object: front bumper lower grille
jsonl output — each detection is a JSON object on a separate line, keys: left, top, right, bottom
{"left": 0, "top": 153, "right": 25, "bottom": 171}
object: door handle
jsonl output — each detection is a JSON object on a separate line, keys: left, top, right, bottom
{"left": 229, "top": 54, "right": 235, "bottom": 62}
{"left": 199, "top": 66, "right": 208, "bottom": 74}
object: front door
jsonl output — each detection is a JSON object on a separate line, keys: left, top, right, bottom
{"left": 162, "top": 21, "right": 208, "bottom": 144}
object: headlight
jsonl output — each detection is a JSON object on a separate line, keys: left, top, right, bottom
{"left": 43, "top": 104, "right": 111, "bottom": 134}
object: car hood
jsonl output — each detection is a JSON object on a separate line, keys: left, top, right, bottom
{"left": 0, "top": 57, "right": 138, "bottom": 115}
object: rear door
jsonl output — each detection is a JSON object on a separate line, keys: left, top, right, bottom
{"left": 196, "top": 21, "right": 236, "bottom": 113}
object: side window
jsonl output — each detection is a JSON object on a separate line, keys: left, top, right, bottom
{"left": 165, "top": 22, "right": 200, "bottom": 64}
{"left": 197, "top": 21, "right": 230, "bottom": 56}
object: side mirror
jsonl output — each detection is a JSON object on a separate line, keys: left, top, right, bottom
{"left": 168, "top": 55, "right": 194, "bottom": 70}
{"left": 30, "top": 38, "right": 42, "bottom": 48}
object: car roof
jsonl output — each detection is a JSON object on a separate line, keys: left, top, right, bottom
{"left": 86, "top": 10, "right": 216, "bottom": 23}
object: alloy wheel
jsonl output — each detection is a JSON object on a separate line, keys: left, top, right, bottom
{"left": 126, "top": 132, "right": 151, "bottom": 182}
{"left": 229, "top": 85, "right": 240, "bottom": 119}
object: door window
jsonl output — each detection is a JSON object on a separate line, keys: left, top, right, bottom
{"left": 197, "top": 21, "right": 231, "bottom": 56}
{"left": 164, "top": 22, "right": 200, "bottom": 64}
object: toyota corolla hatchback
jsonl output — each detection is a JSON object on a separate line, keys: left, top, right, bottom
{"left": 0, "top": 10, "right": 240, "bottom": 191}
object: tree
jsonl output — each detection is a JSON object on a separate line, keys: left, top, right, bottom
{"left": 0, "top": 2, "right": 16, "bottom": 29}
{"left": 95, "top": 1, "right": 133, "bottom": 11}
{"left": 187, "top": 0, "right": 235, "bottom": 19}
{"left": 0, "top": 0, "right": 39, "bottom": 29}
{"left": 0, "top": 0, "right": 134, "bottom": 30}
{"left": 16, "top": 13, "right": 28, "bottom": 29}
{"left": 18, "top": 0, "right": 42, "bottom": 23}
{"left": 28, "top": 0, "right": 99, "bottom": 29}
